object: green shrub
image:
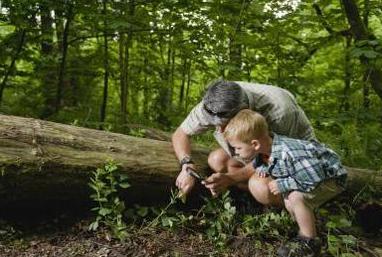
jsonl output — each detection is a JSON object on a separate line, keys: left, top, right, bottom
{"left": 88, "top": 160, "right": 130, "bottom": 241}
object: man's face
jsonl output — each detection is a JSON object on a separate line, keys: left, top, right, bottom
{"left": 202, "top": 103, "right": 242, "bottom": 126}
{"left": 228, "top": 138, "right": 258, "bottom": 161}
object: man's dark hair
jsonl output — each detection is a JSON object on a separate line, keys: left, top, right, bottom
{"left": 203, "top": 80, "right": 248, "bottom": 115}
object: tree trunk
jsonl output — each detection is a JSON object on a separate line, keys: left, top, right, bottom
{"left": 0, "top": 114, "right": 209, "bottom": 206}
{"left": 340, "top": 36, "right": 352, "bottom": 112}
{"left": 56, "top": 3, "right": 74, "bottom": 113}
{"left": 99, "top": 0, "right": 109, "bottom": 130}
{"left": 227, "top": 29, "right": 242, "bottom": 80}
{"left": 362, "top": 0, "right": 370, "bottom": 109}
{"left": 179, "top": 57, "right": 187, "bottom": 108}
{"left": 341, "top": 0, "right": 382, "bottom": 100}
{"left": 0, "top": 114, "right": 380, "bottom": 206}
{"left": 40, "top": 2, "right": 56, "bottom": 118}
{"left": 0, "top": 29, "right": 26, "bottom": 105}
{"left": 143, "top": 55, "right": 150, "bottom": 119}
{"left": 119, "top": 0, "right": 135, "bottom": 130}
{"left": 119, "top": 32, "right": 127, "bottom": 125}
{"left": 185, "top": 60, "right": 192, "bottom": 113}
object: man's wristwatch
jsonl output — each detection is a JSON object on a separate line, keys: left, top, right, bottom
{"left": 180, "top": 155, "right": 194, "bottom": 167}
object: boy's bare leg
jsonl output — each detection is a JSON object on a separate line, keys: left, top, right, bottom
{"left": 284, "top": 191, "right": 317, "bottom": 238}
{"left": 248, "top": 175, "right": 282, "bottom": 206}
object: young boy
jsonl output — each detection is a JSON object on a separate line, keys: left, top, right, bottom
{"left": 223, "top": 109, "right": 347, "bottom": 257}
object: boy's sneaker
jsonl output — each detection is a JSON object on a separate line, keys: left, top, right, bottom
{"left": 277, "top": 235, "right": 321, "bottom": 257}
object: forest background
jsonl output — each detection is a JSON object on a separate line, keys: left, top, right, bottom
{"left": 0, "top": 0, "right": 382, "bottom": 171}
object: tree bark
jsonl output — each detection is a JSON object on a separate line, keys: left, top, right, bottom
{"left": 56, "top": 3, "right": 74, "bottom": 113}
{"left": 100, "top": 0, "right": 109, "bottom": 130}
{"left": 0, "top": 29, "right": 26, "bottom": 105}
{"left": 340, "top": 36, "right": 352, "bottom": 112}
{"left": 179, "top": 57, "right": 187, "bottom": 108}
{"left": 341, "top": 0, "right": 382, "bottom": 100}
{"left": 0, "top": 114, "right": 209, "bottom": 206}
{"left": 0, "top": 114, "right": 380, "bottom": 206}
{"left": 40, "top": 2, "right": 56, "bottom": 119}
{"left": 119, "top": 0, "right": 135, "bottom": 130}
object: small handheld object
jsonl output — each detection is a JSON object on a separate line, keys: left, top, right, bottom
{"left": 186, "top": 167, "right": 206, "bottom": 181}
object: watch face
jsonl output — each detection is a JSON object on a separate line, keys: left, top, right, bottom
{"left": 180, "top": 156, "right": 192, "bottom": 165}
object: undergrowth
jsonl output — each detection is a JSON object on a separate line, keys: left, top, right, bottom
{"left": 87, "top": 161, "right": 382, "bottom": 256}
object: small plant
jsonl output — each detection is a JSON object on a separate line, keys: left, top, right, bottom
{"left": 201, "top": 191, "right": 237, "bottom": 248}
{"left": 88, "top": 160, "right": 130, "bottom": 241}
{"left": 240, "top": 209, "right": 295, "bottom": 239}
{"left": 144, "top": 189, "right": 193, "bottom": 230}
{"left": 326, "top": 215, "right": 361, "bottom": 256}
{"left": 128, "top": 128, "right": 146, "bottom": 138}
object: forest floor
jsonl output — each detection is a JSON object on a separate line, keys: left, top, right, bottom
{"left": 0, "top": 216, "right": 381, "bottom": 257}
{"left": 1, "top": 194, "right": 382, "bottom": 257}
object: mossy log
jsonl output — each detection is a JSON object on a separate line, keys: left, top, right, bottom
{"left": 0, "top": 114, "right": 381, "bottom": 209}
{"left": 0, "top": 114, "right": 209, "bottom": 208}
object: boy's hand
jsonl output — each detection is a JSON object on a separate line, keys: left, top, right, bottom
{"left": 202, "top": 173, "right": 234, "bottom": 197}
{"left": 256, "top": 170, "right": 268, "bottom": 178}
{"left": 268, "top": 180, "right": 280, "bottom": 195}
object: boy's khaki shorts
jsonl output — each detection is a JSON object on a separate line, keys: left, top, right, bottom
{"left": 300, "top": 179, "right": 345, "bottom": 210}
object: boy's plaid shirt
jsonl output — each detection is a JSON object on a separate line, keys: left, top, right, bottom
{"left": 253, "top": 134, "right": 347, "bottom": 193}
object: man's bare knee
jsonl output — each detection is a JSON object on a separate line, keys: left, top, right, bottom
{"left": 208, "top": 148, "right": 230, "bottom": 173}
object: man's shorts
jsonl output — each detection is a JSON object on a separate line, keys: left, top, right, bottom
{"left": 297, "top": 179, "right": 345, "bottom": 210}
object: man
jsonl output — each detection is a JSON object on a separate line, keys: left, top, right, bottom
{"left": 172, "top": 79, "right": 315, "bottom": 196}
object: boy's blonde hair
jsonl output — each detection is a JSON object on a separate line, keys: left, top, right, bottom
{"left": 224, "top": 109, "right": 269, "bottom": 143}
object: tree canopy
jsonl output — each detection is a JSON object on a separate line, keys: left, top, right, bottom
{"left": 0, "top": 0, "right": 381, "bottom": 169}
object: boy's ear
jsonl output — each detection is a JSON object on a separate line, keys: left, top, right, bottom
{"left": 250, "top": 139, "right": 261, "bottom": 151}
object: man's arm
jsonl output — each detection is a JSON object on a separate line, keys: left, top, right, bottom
{"left": 226, "top": 160, "right": 255, "bottom": 182}
{"left": 172, "top": 126, "right": 192, "bottom": 160}
{"left": 172, "top": 127, "right": 196, "bottom": 196}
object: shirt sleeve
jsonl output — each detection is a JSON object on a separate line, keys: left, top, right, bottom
{"left": 180, "top": 102, "right": 212, "bottom": 135}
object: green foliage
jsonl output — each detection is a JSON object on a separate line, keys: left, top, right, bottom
{"left": 0, "top": 0, "right": 381, "bottom": 171}
{"left": 351, "top": 39, "right": 382, "bottom": 60}
{"left": 325, "top": 214, "right": 361, "bottom": 256}
{"left": 200, "top": 191, "right": 237, "bottom": 248}
{"left": 240, "top": 210, "right": 295, "bottom": 239}
{"left": 0, "top": 220, "right": 19, "bottom": 244}
{"left": 316, "top": 116, "right": 382, "bottom": 169}
{"left": 88, "top": 160, "right": 130, "bottom": 241}
{"left": 143, "top": 189, "right": 192, "bottom": 230}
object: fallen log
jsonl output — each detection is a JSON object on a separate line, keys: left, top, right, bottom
{"left": 0, "top": 114, "right": 210, "bottom": 208}
{"left": 0, "top": 114, "right": 380, "bottom": 208}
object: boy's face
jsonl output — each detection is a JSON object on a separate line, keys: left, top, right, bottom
{"left": 228, "top": 138, "right": 258, "bottom": 161}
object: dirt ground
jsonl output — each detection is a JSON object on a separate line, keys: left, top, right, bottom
{"left": 1, "top": 215, "right": 381, "bottom": 257}
{"left": 1, "top": 194, "right": 382, "bottom": 257}
{"left": 0, "top": 220, "right": 267, "bottom": 257}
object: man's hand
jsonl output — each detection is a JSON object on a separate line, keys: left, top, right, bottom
{"left": 202, "top": 173, "right": 235, "bottom": 197}
{"left": 268, "top": 180, "right": 280, "bottom": 195}
{"left": 175, "top": 164, "right": 196, "bottom": 196}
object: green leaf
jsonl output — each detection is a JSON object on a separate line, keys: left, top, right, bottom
{"left": 363, "top": 50, "right": 378, "bottom": 59}
{"left": 89, "top": 221, "right": 99, "bottom": 231}
{"left": 137, "top": 207, "right": 149, "bottom": 217}
{"left": 99, "top": 208, "right": 112, "bottom": 216}
{"left": 119, "top": 182, "right": 130, "bottom": 189}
